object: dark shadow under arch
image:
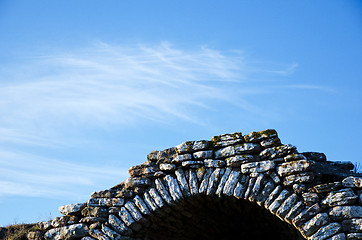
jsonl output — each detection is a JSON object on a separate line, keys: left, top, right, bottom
{"left": 134, "top": 195, "right": 305, "bottom": 240}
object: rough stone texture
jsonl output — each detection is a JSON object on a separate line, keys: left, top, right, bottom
{"left": 17, "top": 129, "right": 362, "bottom": 240}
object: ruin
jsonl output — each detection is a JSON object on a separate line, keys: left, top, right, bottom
{"left": 21, "top": 129, "right": 362, "bottom": 239}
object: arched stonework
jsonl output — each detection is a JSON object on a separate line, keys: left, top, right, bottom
{"left": 41, "top": 129, "right": 362, "bottom": 240}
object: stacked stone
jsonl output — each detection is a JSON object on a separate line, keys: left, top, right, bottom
{"left": 36, "top": 129, "right": 362, "bottom": 240}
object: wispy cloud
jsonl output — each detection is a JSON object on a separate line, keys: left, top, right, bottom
{"left": 0, "top": 41, "right": 331, "bottom": 198}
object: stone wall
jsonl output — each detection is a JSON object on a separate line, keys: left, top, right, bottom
{"left": 25, "top": 129, "right": 362, "bottom": 240}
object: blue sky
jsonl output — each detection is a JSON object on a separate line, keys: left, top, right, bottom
{"left": 0, "top": 0, "right": 361, "bottom": 225}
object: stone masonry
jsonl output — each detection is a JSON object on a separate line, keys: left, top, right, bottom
{"left": 27, "top": 129, "right": 362, "bottom": 240}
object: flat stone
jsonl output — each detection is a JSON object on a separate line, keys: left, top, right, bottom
{"left": 234, "top": 143, "right": 261, "bottom": 154}
{"left": 204, "top": 159, "right": 226, "bottom": 168}
{"left": 342, "top": 218, "right": 362, "bottom": 233}
{"left": 215, "top": 146, "right": 235, "bottom": 159}
{"left": 284, "top": 153, "right": 307, "bottom": 162}
{"left": 175, "top": 169, "right": 190, "bottom": 197}
{"left": 133, "top": 195, "right": 150, "bottom": 215}
{"left": 148, "top": 188, "right": 165, "bottom": 208}
{"left": 188, "top": 169, "right": 199, "bottom": 195}
{"left": 215, "top": 168, "right": 232, "bottom": 196}
{"left": 326, "top": 233, "right": 346, "bottom": 240}
{"left": 128, "top": 163, "right": 158, "bottom": 177}
{"left": 59, "top": 203, "right": 85, "bottom": 216}
{"left": 222, "top": 170, "right": 241, "bottom": 196}
{"left": 248, "top": 173, "right": 264, "bottom": 202}
{"left": 226, "top": 155, "right": 255, "bottom": 167}
{"left": 206, "top": 168, "right": 225, "bottom": 195}
{"left": 102, "top": 225, "right": 124, "bottom": 239}
{"left": 292, "top": 203, "right": 321, "bottom": 228}
{"left": 89, "top": 228, "right": 110, "bottom": 240}
{"left": 302, "top": 213, "right": 330, "bottom": 238}
{"left": 81, "top": 206, "right": 108, "bottom": 218}
{"left": 347, "top": 233, "right": 362, "bottom": 239}
{"left": 124, "top": 177, "right": 151, "bottom": 189}
{"left": 155, "top": 179, "right": 173, "bottom": 205}
{"left": 343, "top": 176, "right": 362, "bottom": 188}
{"left": 79, "top": 217, "right": 106, "bottom": 224}
{"left": 87, "top": 198, "right": 124, "bottom": 207}
{"left": 125, "top": 201, "right": 143, "bottom": 222}
{"left": 108, "top": 214, "right": 132, "bottom": 236}
{"left": 212, "top": 132, "right": 243, "bottom": 147}
{"left": 233, "top": 182, "right": 247, "bottom": 199}
{"left": 268, "top": 189, "right": 290, "bottom": 214}
{"left": 159, "top": 163, "right": 176, "bottom": 171}
{"left": 244, "top": 176, "right": 256, "bottom": 200}
{"left": 244, "top": 129, "right": 278, "bottom": 143}
{"left": 277, "top": 160, "right": 315, "bottom": 177}
{"left": 264, "top": 185, "right": 282, "bottom": 209}
{"left": 255, "top": 180, "right": 275, "bottom": 206}
{"left": 329, "top": 206, "right": 362, "bottom": 221}
{"left": 283, "top": 172, "right": 314, "bottom": 186}
{"left": 119, "top": 207, "right": 141, "bottom": 231}
{"left": 44, "top": 224, "right": 88, "bottom": 240}
{"left": 259, "top": 144, "right": 297, "bottom": 160}
{"left": 192, "top": 140, "right": 211, "bottom": 151}
{"left": 164, "top": 175, "right": 184, "bottom": 201}
{"left": 285, "top": 201, "right": 304, "bottom": 224}
{"left": 314, "top": 182, "right": 342, "bottom": 194}
{"left": 302, "top": 192, "right": 320, "bottom": 206}
{"left": 193, "top": 150, "right": 213, "bottom": 159}
{"left": 260, "top": 137, "right": 282, "bottom": 149}
{"left": 143, "top": 191, "right": 158, "bottom": 212}
{"left": 172, "top": 154, "right": 192, "bottom": 163}
{"left": 175, "top": 141, "right": 194, "bottom": 154}
{"left": 199, "top": 168, "right": 214, "bottom": 194}
{"left": 181, "top": 160, "right": 204, "bottom": 168}
{"left": 308, "top": 223, "right": 342, "bottom": 240}
{"left": 322, "top": 188, "right": 358, "bottom": 207}
{"left": 276, "top": 193, "right": 299, "bottom": 219}
{"left": 241, "top": 160, "right": 276, "bottom": 174}
{"left": 302, "top": 152, "right": 327, "bottom": 162}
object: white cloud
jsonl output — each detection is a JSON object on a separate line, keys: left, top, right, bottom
{"left": 0, "top": 41, "right": 332, "bottom": 199}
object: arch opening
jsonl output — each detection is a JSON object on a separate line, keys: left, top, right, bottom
{"left": 134, "top": 195, "right": 305, "bottom": 240}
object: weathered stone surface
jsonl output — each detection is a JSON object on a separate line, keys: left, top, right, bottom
{"left": 132, "top": 195, "right": 150, "bottom": 215}
{"left": 102, "top": 224, "right": 124, "bottom": 239}
{"left": 293, "top": 203, "right": 321, "bottom": 228}
{"left": 175, "top": 141, "right": 194, "bottom": 154}
{"left": 154, "top": 179, "right": 173, "bottom": 205}
{"left": 222, "top": 170, "right": 241, "bottom": 196}
{"left": 255, "top": 179, "right": 275, "bottom": 206}
{"left": 143, "top": 191, "right": 158, "bottom": 212}
{"left": 172, "top": 153, "right": 192, "bottom": 163}
{"left": 215, "top": 146, "right": 235, "bottom": 159}
{"left": 302, "top": 213, "right": 330, "bottom": 238}
{"left": 174, "top": 169, "right": 190, "bottom": 197}
{"left": 204, "top": 159, "right": 225, "bottom": 168}
{"left": 303, "top": 192, "right": 320, "bottom": 206}
{"left": 347, "top": 233, "right": 362, "bottom": 239}
{"left": 329, "top": 206, "right": 362, "bottom": 221}
{"left": 277, "top": 160, "right": 315, "bottom": 177}
{"left": 283, "top": 172, "right": 315, "bottom": 186}
{"left": 284, "top": 153, "right": 307, "bottom": 162}
{"left": 87, "top": 198, "right": 124, "bottom": 207}
{"left": 124, "top": 201, "right": 143, "bottom": 222}
{"left": 268, "top": 189, "right": 290, "bottom": 214}
{"left": 260, "top": 137, "right": 282, "bottom": 148}
{"left": 45, "top": 224, "right": 88, "bottom": 240}
{"left": 181, "top": 160, "right": 204, "bottom": 168}
{"left": 164, "top": 175, "right": 183, "bottom": 201}
{"left": 285, "top": 201, "right": 304, "bottom": 224}
{"left": 188, "top": 169, "right": 199, "bottom": 195}
{"left": 302, "top": 152, "right": 327, "bottom": 162}
{"left": 314, "top": 182, "right": 342, "bottom": 194}
{"left": 89, "top": 228, "right": 110, "bottom": 240}
{"left": 343, "top": 176, "right": 362, "bottom": 188}
{"left": 192, "top": 140, "right": 211, "bottom": 151}
{"left": 124, "top": 177, "right": 151, "bottom": 189}
{"left": 234, "top": 143, "right": 261, "bottom": 154}
{"left": 212, "top": 132, "right": 243, "bottom": 147}
{"left": 215, "top": 168, "right": 232, "bottom": 196}
{"left": 193, "top": 150, "right": 213, "bottom": 159}
{"left": 322, "top": 189, "right": 358, "bottom": 207}
{"left": 159, "top": 163, "right": 176, "bottom": 171}
{"left": 108, "top": 214, "right": 132, "bottom": 236}
{"left": 119, "top": 207, "right": 141, "bottom": 231}
{"left": 59, "top": 203, "right": 85, "bottom": 216}
{"left": 241, "top": 160, "right": 276, "bottom": 174}
{"left": 206, "top": 168, "right": 225, "bottom": 195}
{"left": 276, "top": 193, "right": 299, "bottom": 219}
{"left": 259, "top": 144, "right": 297, "bottom": 160}
{"left": 308, "top": 223, "right": 342, "bottom": 240}
{"left": 128, "top": 162, "right": 158, "bottom": 177}
{"left": 326, "top": 233, "right": 346, "bottom": 240}
{"left": 342, "top": 218, "right": 362, "bottom": 233}
{"left": 79, "top": 217, "right": 107, "bottom": 224}
{"left": 248, "top": 173, "right": 264, "bottom": 202}
{"left": 264, "top": 185, "right": 282, "bottom": 209}
{"left": 226, "top": 155, "right": 255, "bottom": 167}
{"left": 81, "top": 206, "right": 108, "bottom": 218}
{"left": 244, "top": 129, "right": 278, "bottom": 143}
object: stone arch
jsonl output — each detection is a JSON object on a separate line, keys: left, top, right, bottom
{"left": 43, "top": 129, "right": 362, "bottom": 240}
